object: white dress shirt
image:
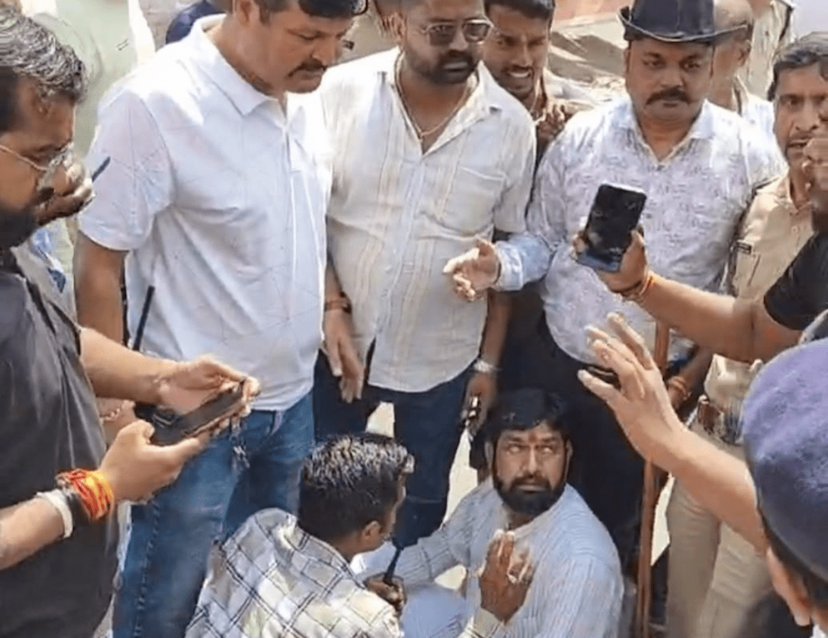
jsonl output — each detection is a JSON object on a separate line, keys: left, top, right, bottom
{"left": 319, "top": 50, "right": 536, "bottom": 392}
{"left": 497, "top": 98, "right": 784, "bottom": 364}
{"left": 80, "top": 17, "right": 330, "bottom": 411}
{"left": 383, "top": 483, "right": 623, "bottom": 638}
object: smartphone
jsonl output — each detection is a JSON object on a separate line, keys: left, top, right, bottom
{"left": 575, "top": 183, "right": 648, "bottom": 273}
{"left": 150, "top": 382, "right": 245, "bottom": 446}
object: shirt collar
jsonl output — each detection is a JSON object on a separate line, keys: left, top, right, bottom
{"left": 188, "top": 15, "right": 276, "bottom": 117}
{"left": 282, "top": 516, "right": 363, "bottom": 582}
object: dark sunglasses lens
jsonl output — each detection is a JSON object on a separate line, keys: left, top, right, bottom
{"left": 354, "top": 0, "right": 369, "bottom": 15}
{"left": 428, "top": 24, "right": 458, "bottom": 46}
{"left": 464, "top": 21, "right": 491, "bottom": 42}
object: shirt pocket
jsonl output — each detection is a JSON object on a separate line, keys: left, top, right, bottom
{"left": 730, "top": 240, "right": 761, "bottom": 297}
{"left": 433, "top": 166, "right": 505, "bottom": 237}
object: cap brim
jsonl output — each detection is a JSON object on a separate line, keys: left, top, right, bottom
{"left": 618, "top": 6, "right": 719, "bottom": 44}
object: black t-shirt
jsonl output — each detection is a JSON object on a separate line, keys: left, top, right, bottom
{"left": 764, "top": 232, "right": 828, "bottom": 331}
{"left": 0, "top": 248, "right": 116, "bottom": 638}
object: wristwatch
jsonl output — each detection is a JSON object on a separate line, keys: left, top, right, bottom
{"left": 473, "top": 358, "right": 498, "bottom": 375}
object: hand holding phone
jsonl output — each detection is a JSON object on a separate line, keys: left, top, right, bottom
{"left": 149, "top": 381, "right": 246, "bottom": 446}
{"left": 575, "top": 183, "right": 647, "bottom": 273}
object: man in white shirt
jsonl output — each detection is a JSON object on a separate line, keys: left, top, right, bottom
{"left": 444, "top": 0, "right": 784, "bottom": 570}
{"left": 314, "top": 0, "right": 536, "bottom": 548}
{"left": 72, "top": 1, "right": 364, "bottom": 637}
{"left": 364, "top": 389, "right": 623, "bottom": 638}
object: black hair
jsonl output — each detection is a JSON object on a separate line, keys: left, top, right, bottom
{"left": 768, "top": 32, "right": 828, "bottom": 101}
{"left": 298, "top": 433, "right": 414, "bottom": 543}
{"left": 253, "top": 0, "right": 367, "bottom": 21}
{"left": 763, "top": 514, "right": 828, "bottom": 607}
{"left": 0, "top": 5, "right": 87, "bottom": 135}
{"left": 484, "top": 0, "right": 555, "bottom": 22}
{"left": 483, "top": 388, "right": 570, "bottom": 449}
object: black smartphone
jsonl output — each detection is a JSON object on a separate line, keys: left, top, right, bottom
{"left": 150, "top": 382, "right": 245, "bottom": 446}
{"left": 575, "top": 183, "right": 648, "bottom": 273}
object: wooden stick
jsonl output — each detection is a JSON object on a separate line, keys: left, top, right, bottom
{"left": 635, "top": 322, "right": 670, "bottom": 638}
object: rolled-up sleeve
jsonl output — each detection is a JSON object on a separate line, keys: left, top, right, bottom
{"left": 79, "top": 90, "right": 173, "bottom": 251}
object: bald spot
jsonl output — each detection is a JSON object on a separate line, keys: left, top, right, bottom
{"left": 714, "top": 0, "right": 755, "bottom": 36}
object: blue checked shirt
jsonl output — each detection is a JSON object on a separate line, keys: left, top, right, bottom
{"left": 186, "top": 509, "right": 505, "bottom": 638}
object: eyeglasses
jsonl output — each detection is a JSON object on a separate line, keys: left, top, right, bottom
{"left": 0, "top": 142, "right": 74, "bottom": 189}
{"left": 416, "top": 19, "right": 492, "bottom": 47}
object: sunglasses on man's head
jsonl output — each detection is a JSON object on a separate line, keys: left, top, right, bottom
{"left": 416, "top": 19, "right": 492, "bottom": 47}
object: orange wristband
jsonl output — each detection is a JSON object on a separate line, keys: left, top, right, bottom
{"left": 57, "top": 469, "right": 114, "bottom": 522}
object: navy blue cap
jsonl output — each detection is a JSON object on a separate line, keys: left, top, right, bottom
{"left": 742, "top": 340, "right": 828, "bottom": 580}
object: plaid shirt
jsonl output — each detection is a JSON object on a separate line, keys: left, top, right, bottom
{"left": 186, "top": 509, "right": 504, "bottom": 638}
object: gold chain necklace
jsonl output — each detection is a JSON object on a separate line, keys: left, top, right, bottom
{"left": 395, "top": 55, "right": 475, "bottom": 142}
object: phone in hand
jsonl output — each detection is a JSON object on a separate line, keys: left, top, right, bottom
{"left": 149, "top": 381, "right": 246, "bottom": 446}
{"left": 575, "top": 183, "right": 647, "bottom": 273}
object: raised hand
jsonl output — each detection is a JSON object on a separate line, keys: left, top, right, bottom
{"left": 577, "top": 313, "right": 685, "bottom": 464}
{"left": 478, "top": 531, "right": 534, "bottom": 624}
{"left": 443, "top": 240, "right": 501, "bottom": 302}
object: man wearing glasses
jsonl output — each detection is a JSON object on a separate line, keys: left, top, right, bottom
{"left": 73, "top": 1, "right": 366, "bottom": 637}
{"left": 315, "top": 0, "right": 535, "bottom": 547}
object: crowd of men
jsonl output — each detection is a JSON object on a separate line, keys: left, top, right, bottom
{"left": 1, "top": 0, "right": 828, "bottom": 637}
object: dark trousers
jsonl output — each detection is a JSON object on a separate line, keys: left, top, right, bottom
{"left": 313, "top": 352, "right": 471, "bottom": 548}
{"left": 519, "top": 321, "right": 645, "bottom": 568}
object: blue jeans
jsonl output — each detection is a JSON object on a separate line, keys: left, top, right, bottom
{"left": 112, "top": 394, "right": 314, "bottom": 638}
{"left": 313, "top": 353, "right": 471, "bottom": 548}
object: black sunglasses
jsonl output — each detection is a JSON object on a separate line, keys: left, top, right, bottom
{"left": 416, "top": 19, "right": 492, "bottom": 47}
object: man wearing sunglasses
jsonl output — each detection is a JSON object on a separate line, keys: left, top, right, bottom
{"left": 315, "top": 0, "right": 536, "bottom": 548}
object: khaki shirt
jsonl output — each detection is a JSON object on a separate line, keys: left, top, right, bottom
{"left": 738, "top": 0, "right": 793, "bottom": 98}
{"left": 705, "top": 174, "right": 812, "bottom": 436}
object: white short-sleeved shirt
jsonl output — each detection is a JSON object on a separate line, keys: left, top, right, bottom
{"left": 80, "top": 17, "right": 330, "bottom": 410}
{"left": 319, "top": 50, "right": 536, "bottom": 392}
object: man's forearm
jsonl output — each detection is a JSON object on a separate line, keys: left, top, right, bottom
{"left": 671, "top": 347, "right": 713, "bottom": 392}
{"left": 480, "top": 292, "right": 510, "bottom": 365}
{"left": 495, "top": 233, "right": 553, "bottom": 292}
{"left": 0, "top": 498, "right": 66, "bottom": 571}
{"left": 325, "top": 258, "right": 344, "bottom": 301}
{"left": 74, "top": 233, "right": 126, "bottom": 343}
{"left": 638, "top": 277, "right": 761, "bottom": 363}
{"left": 656, "top": 424, "right": 766, "bottom": 550}
{"left": 80, "top": 328, "right": 174, "bottom": 404}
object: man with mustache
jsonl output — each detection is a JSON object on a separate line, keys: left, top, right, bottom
{"left": 363, "top": 388, "right": 623, "bottom": 638}
{"left": 635, "top": 35, "right": 825, "bottom": 638}
{"left": 443, "top": 0, "right": 784, "bottom": 573}
{"left": 0, "top": 8, "right": 259, "bottom": 637}
{"left": 72, "top": 1, "right": 365, "bottom": 637}
{"left": 314, "top": 0, "right": 536, "bottom": 548}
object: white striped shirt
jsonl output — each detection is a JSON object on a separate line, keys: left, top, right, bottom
{"left": 391, "top": 483, "right": 623, "bottom": 638}
{"left": 319, "top": 50, "right": 536, "bottom": 392}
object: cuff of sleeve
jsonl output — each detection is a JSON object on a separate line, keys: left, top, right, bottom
{"left": 469, "top": 609, "right": 505, "bottom": 638}
{"left": 493, "top": 242, "right": 523, "bottom": 292}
